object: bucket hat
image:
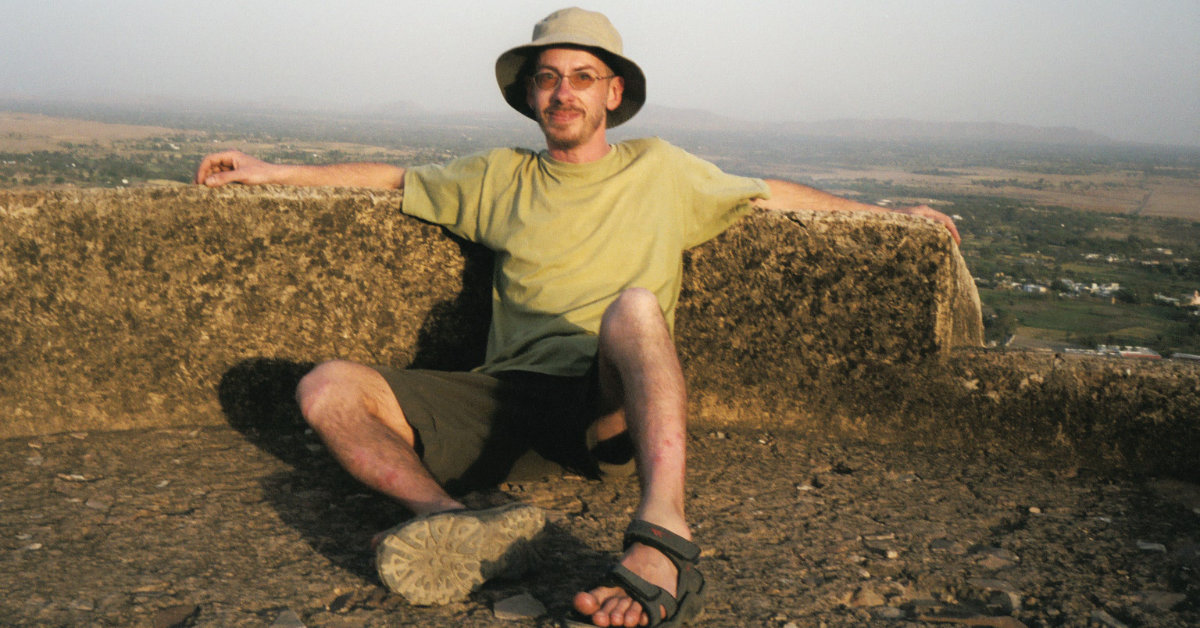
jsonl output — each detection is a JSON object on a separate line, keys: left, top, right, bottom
{"left": 495, "top": 7, "right": 646, "bottom": 128}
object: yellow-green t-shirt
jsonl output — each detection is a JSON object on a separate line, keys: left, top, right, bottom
{"left": 402, "top": 137, "right": 769, "bottom": 376}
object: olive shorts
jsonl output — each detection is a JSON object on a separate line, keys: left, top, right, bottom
{"left": 371, "top": 366, "right": 608, "bottom": 493}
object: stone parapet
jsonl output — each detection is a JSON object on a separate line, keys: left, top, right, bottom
{"left": 678, "top": 206, "right": 982, "bottom": 419}
{"left": 6, "top": 186, "right": 1195, "bottom": 478}
{"left": 2, "top": 186, "right": 979, "bottom": 439}
{"left": 796, "top": 349, "right": 1200, "bottom": 481}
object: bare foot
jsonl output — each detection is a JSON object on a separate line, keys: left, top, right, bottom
{"left": 572, "top": 539, "right": 682, "bottom": 626}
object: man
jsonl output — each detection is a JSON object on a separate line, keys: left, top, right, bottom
{"left": 195, "top": 8, "right": 958, "bottom": 627}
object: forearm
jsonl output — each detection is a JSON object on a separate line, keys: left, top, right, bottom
{"left": 196, "top": 150, "right": 406, "bottom": 189}
{"left": 755, "top": 178, "right": 961, "bottom": 244}
{"left": 270, "top": 162, "right": 406, "bottom": 190}
{"left": 754, "top": 179, "right": 886, "bottom": 214}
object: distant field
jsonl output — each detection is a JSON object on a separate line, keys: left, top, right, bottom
{"left": 0, "top": 111, "right": 419, "bottom": 187}
{"left": 762, "top": 163, "right": 1199, "bottom": 221}
{"left": 1140, "top": 181, "right": 1200, "bottom": 220}
{"left": 0, "top": 110, "right": 414, "bottom": 158}
{"left": 0, "top": 111, "right": 199, "bottom": 151}
{"left": 979, "top": 288, "right": 1200, "bottom": 354}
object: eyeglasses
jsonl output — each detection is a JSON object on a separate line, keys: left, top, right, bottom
{"left": 529, "top": 69, "right": 615, "bottom": 91}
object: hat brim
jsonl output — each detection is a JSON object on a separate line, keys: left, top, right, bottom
{"left": 495, "top": 42, "right": 645, "bottom": 128}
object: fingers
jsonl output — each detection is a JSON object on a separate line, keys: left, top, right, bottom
{"left": 194, "top": 150, "right": 238, "bottom": 186}
{"left": 900, "top": 205, "right": 961, "bottom": 245}
{"left": 943, "top": 219, "right": 962, "bottom": 245}
{"left": 194, "top": 150, "right": 258, "bottom": 187}
{"left": 200, "top": 167, "right": 245, "bottom": 188}
{"left": 923, "top": 209, "right": 961, "bottom": 245}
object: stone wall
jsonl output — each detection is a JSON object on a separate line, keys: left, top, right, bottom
{"left": 677, "top": 206, "right": 983, "bottom": 422}
{"left": 2, "top": 187, "right": 487, "bottom": 437}
{"left": 2, "top": 186, "right": 977, "bottom": 436}
{"left": 798, "top": 349, "right": 1200, "bottom": 481}
{"left": 6, "top": 186, "right": 1194, "bottom": 478}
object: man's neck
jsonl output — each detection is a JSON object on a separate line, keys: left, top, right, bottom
{"left": 545, "top": 136, "right": 612, "bottom": 164}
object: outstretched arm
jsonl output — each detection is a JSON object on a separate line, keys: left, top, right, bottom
{"left": 195, "top": 150, "right": 406, "bottom": 190}
{"left": 755, "top": 178, "right": 960, "bottom": 245}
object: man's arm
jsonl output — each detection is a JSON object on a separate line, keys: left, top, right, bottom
{"left": 195, "top": 150, "right": 406, "bottom": 190}
{"left": 755, "top": 178, "right": 960, "bottom": 245}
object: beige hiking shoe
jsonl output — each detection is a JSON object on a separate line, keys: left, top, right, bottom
{"left": 374, "top": 503, "right": 546, "bottom": 605}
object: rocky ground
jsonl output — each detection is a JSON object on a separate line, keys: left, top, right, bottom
{"left": 2, "top": 423, "right": 1198, "bottom": 627}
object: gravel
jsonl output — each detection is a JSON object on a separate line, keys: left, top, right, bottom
{"left": 2, "top": 424, "right": 1196, "bottom": 626}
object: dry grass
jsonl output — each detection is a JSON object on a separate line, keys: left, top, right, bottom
{"left": 1141, "top": 180, "right": 1200, "bottom": 219}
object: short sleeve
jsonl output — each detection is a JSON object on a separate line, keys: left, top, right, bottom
{"left": 401, "top": 151, "right": 494, "bottom": 242}
{"left": 668, "top": 143, "right": 770, "bottom": 248}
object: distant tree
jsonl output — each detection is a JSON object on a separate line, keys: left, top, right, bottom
{"left": 1114, "top": 288, "right": 1140, "bottom": 305}
{"left": 984, "top": 311, "right": 1019, "bottom": 343}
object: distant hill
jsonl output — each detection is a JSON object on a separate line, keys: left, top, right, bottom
{"left": 626, "top": 105, "right": 1114, "bottom": 145}
{"left": 0, "top": 96, "right": 1127, "bottom": 148}
{"left": 776, "top": 118, "right": 1114, "bottom": 145}
{"left": 626, "top": 105, "right": 743, "bottom": 132}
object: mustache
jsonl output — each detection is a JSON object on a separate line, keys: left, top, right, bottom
{"left": 543, "top": 105, "right": 585, "bottom": 117}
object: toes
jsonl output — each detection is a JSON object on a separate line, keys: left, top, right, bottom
{"left": 619, "top": 601, "right": 644, "bottom": 626}
{"left": 573, "top": 590, "right": 601, "bottom": 616}
{"left": 573, "top": 586, "right": 648, "bottom": 627}
{"left": 603, "top": 595, "right": 634, "bottom": 625}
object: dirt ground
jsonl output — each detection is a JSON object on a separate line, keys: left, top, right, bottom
{"left": 2, "top": 423, "right": 1198, "bottom": 627}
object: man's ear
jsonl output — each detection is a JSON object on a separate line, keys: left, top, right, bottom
{"left": 606, "top": 76, "right": 625, "bottom": 112}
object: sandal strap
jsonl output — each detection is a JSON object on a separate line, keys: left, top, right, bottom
{"left": 605, "top": 564, "right": 676, "bottom": 626}
{"left": 623, "top": 520, "right": 701, "bottom": 565}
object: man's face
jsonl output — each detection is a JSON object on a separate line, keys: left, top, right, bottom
{"left": 526, "top": 47, "right": 624, "bottom": 153}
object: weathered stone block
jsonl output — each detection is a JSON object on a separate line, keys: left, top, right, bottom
{"left": 1, "top": 186, "right": 979, "bottom": 439}
{"left": 677, "top": 207, "right": 982, "bottom": 424}
{"left": 822, "top": 350, "right": 1200, "bottom": 481}
{"left": 1, "top": 187, "right": 490, "bottom": 437}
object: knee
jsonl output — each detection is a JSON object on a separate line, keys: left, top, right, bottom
{"left": 601, "top": 288, "right": 665, "bottom": 332}
{"left": 604, "top": 287, "right": 661, "bottom": 321}
{"left": 295, "top": 360, "right": 363, "bottom": 428}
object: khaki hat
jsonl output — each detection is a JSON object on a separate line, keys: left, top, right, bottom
{"left": 495, "top": 7, "right": 646, "bottom": 128}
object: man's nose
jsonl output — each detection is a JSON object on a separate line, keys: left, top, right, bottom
{"left": 551, "top": 78, "right": 577, "bottom": 100}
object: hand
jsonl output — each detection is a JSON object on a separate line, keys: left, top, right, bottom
{"left": 194, "top": 150, "right": 285, "bottom": 187}
{"left": 895, "top": 204, "right": 961, "bottom": 245}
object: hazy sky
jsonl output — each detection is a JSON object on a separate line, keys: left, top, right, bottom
{"left": 3, "top": 0, "right": 1198, "bottom": 146}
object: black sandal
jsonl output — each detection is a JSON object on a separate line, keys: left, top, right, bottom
{"left": 599, "top": 520, "right": 706, "bottom": 627}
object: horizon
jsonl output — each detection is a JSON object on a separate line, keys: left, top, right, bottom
{"left": 2, "top": 1, "right": 1198, "bottom": 147}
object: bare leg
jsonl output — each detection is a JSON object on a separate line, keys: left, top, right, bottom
{"left": 295, "top": 360, "right": 463, "bottom": 516}
{"left": 573, "top": 288, "right": 693, "bottom": 627}
{"left": 298, "top": 360, "right": 546, "bottom": 606}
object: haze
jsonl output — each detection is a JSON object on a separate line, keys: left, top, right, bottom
{"left": 2, "top": 0, "right": 1197, "bottom": 147}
